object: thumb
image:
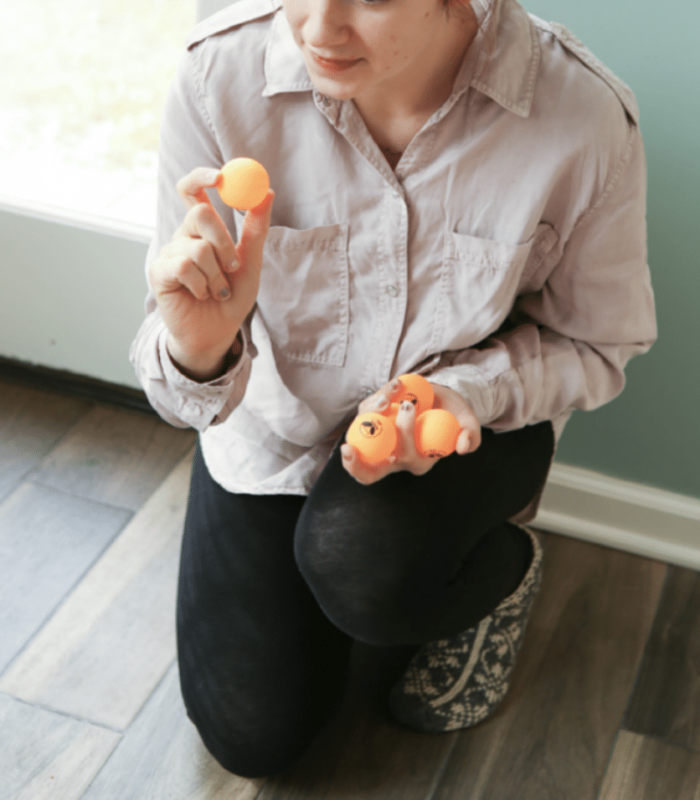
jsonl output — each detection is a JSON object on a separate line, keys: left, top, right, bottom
{"left": 456, "top": 412, "right": 482, "bottom": 454}
{"left": 237, "top": 190, "right": 275, "bottom": 269}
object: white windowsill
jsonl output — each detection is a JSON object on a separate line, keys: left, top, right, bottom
{"left": 0, "top": 194, "right": 154, "bottom": 244}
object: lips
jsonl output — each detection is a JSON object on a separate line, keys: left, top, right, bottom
{"left": 311, "top": 52, "right": 361, "bottom": 73}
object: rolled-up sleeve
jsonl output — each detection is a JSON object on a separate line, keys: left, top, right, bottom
{"left": 430, "top": 123, "right": 657, "bottom": 434}
{"left": 129, "top": 290, "right": 255, "bottom": 430}
{"left": 129, "top": 46, "right": 253, "bottom": 430}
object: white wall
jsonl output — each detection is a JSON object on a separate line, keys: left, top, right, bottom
{"left": 0, "top": 207, "right": 149, "bottom": 389}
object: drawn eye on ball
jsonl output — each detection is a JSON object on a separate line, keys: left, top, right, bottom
{"left": 361, "top": 420, "right": 380, "bottom": 437}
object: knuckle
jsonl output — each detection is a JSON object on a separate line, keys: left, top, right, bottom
{"left": 190, "top": 202, "right": 214, "bottom": 225}
{"left": 191, "top": 237, "right": 211, "bottom": 261}
{"left": 174, "top": 257, "right": 197, "bottom": 284}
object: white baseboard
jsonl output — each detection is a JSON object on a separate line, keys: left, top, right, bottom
{"left": 534, "top": 463, "right": 700, "bottom": 570}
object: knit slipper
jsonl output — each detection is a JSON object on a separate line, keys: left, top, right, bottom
{"left": 388, "top": 526, "right": 543, "bottom": 732}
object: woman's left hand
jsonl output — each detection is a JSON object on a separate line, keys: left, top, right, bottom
{"left": 340, "top": 381, "right": 482, "bottom": 485}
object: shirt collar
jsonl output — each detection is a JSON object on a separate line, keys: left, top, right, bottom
{"left": 263, "top": 0, "right": 539, "bottom": 118}
{"left": 459, "top": 0, "right": 540, "bottom": 117}
{"left": 262, "top": 2, "right": 315, "bottom": 98}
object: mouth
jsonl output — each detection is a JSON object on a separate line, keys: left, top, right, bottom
{"left": 310, "top": 52, "right": 362, "bottom": 74}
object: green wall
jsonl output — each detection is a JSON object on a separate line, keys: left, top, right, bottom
{"left": 522, "top": 0, "right": 700, "bottom": 499}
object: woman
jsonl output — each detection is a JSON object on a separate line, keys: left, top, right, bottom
{"left": 130, "top": 0, "right": 656, "bottom": 778}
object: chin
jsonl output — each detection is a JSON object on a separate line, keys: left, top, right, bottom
{"left": 310, "top": 77, "right": 358, "bottom": 101}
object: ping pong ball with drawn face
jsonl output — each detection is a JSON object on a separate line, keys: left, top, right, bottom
{"left": 346, "top": 412, "right": 398, "bottom": 465}
{"left": 414, "top": 409, "right": 461, "bottom": 458}
{"left": 392, "top": 374, "right": 434, "bottom": 416}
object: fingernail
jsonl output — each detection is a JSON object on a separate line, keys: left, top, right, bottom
{"left": 227, "top": 259, "right": 239, "bottom": 273}
{"left": 375, "top": 396, "right": 388, "bottom": 411}
{"left": 401, "top": 401, "right": 413, "bottom": 413}
{"left": 207, "top": 169, "right": 221, "bottom": 184}
{"left": 218, "top": 286, "right": 230, "bottom": 299}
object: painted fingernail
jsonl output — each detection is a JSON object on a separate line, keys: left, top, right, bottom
{"left": 218, "top": 286, "right": 230, "bottom": 299}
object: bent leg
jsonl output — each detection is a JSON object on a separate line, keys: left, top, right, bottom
{"left": 177, "top": 443, "right": 353, "bottom": 778}
{"left": 295, "top": 422, "right": 554, "bottom": 646}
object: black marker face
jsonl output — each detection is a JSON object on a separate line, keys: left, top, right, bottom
{"left": 360, "top": 419, "right": 384, "bottom": 439}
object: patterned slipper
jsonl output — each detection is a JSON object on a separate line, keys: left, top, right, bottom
{"left": 388, "top": 526, "right": 543, "bottom": 732}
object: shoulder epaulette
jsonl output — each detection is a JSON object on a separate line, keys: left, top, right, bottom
{"left": 186, "top": 0, "right": 282, "bottom": 50}
{"left": 531, "top": 16, "right": 640, "bottom": 124}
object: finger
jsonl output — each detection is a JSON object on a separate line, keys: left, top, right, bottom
{"left": 236, "top": 190, "right": 275, "bottom": 270}
{"left": 393, "top": 400, "right": 420, "bottom": 461}
{"left": 456, "top": 416, "right": 482, "bottom": 455}
{"left": 177, "top": 167, "right": 222, "bottom": 209}
{"left": 456, "top": 423, "right": 482, "bottom": 455}
{"left": 184, "top": 238, "right": 232, "bottom": 301}
{"left": 157, "top": 237, "right": 229, "bottom": 302}
{"left": 357, "top": 378, "right": 401, "bottom": 415}
{"left": 177, "top": 203, "right": 239, "bottom": 273}
{"left": 156, "top": 252, "right": 210, "bottom": 301}
{"left": 358, "top": 392, "right": 390, "bottom": 416}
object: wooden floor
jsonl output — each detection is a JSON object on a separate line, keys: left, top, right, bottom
{"left": 2, "top": 377, "right": 700, "bottom": 800}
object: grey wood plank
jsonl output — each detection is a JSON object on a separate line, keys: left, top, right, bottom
{"left": 79, "top": 662, "right": 263, "bottom": 800}
{"left": 0, "top": 692, "right": 120, "bottom": 800}
{"left": 428, "top": 531, "right": 668, "bottom": 800}
{"left": 624, "top": 565, "right": 700, "bottom": 749}
{"left": 32, "top": 405, "right": 196, "bottom": 510}
{"left": 257, "top": 642, "right": 458, "bottom": 800}
{"left": 599, "top": 730, "right": 700, "bottom": 800}
{"left": 0, "top": 482, "right": 131, "bottom": 674}
{"left": 0, "top": 381, "right": 91, "bottom": 504}
{"left": 0, "top": 452, "right": 193, "bottom": 730}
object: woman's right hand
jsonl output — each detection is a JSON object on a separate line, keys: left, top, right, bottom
{"left": 148, "top": 167, "right": 274, "bottom": 381}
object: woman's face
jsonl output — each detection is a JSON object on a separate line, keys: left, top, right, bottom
{"left": 283, "top": 0, "right": 457, "bottom": 103}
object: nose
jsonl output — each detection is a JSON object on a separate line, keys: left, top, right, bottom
{"left": 303, "top": 0, "right": 351, "bottom": 49}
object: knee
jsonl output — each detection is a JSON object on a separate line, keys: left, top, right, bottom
{"left": 181, "top": 682, "right": 318, "bottom": 778}
{"left": 294, "top": 529, "right": 426, "bottom": 646}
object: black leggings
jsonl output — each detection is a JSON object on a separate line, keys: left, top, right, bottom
{"left": 176, "top": 422, "right": 554, "bottom": 777}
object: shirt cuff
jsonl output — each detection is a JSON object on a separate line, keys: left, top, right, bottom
{"left": 427, "top": 364, "right": 497, "bottom": 428}
{"left": 157, "top": 329, "right": 251, "bottom": 430}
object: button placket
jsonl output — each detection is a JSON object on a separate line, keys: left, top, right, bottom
{"left": 377, "top": 187, "right": 408, "bottom": 381}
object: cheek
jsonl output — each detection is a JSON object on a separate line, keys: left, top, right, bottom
{"left": 282, "top": 3, "right": 304, "bottom": 41}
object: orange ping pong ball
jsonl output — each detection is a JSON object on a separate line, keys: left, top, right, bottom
{"left": 415, "top": 409, "right": 461, "bottom": 458}
{"left": 346, "top": 412, "right": 398, "bottom": 465}
{"left": 393, "top": 373, "right": 434, "bottom": 416}
{"left": 217, "top": 158, "right": 270, "bottom": 210}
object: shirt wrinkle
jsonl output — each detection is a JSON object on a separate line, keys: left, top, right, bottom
{"left": 130, "top": 0, "right": 656, "bottom": 504}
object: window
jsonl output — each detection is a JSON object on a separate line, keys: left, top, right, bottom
{"left": 0, "top": 0, "right": 196, "bottom": 236}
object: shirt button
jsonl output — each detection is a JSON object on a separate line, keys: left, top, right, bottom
{"left": 363, "top": 388, "right": 374, "bottom": 397}
{"left": 387, "top": 285, "right": 399, "bottom": 297}
{"left": 321, "top": 95, "right": 331, "bottom": 107}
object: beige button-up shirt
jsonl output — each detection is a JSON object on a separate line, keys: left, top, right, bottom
{"left": 130, "top": 0, "right": 656, "bottom": 498}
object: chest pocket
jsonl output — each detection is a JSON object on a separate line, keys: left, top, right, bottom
{"left": 257, "top": 223, "right": 350, "bottom": 367}
{"left": 430, "top": 224, "right": 557, "bottom": 352}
